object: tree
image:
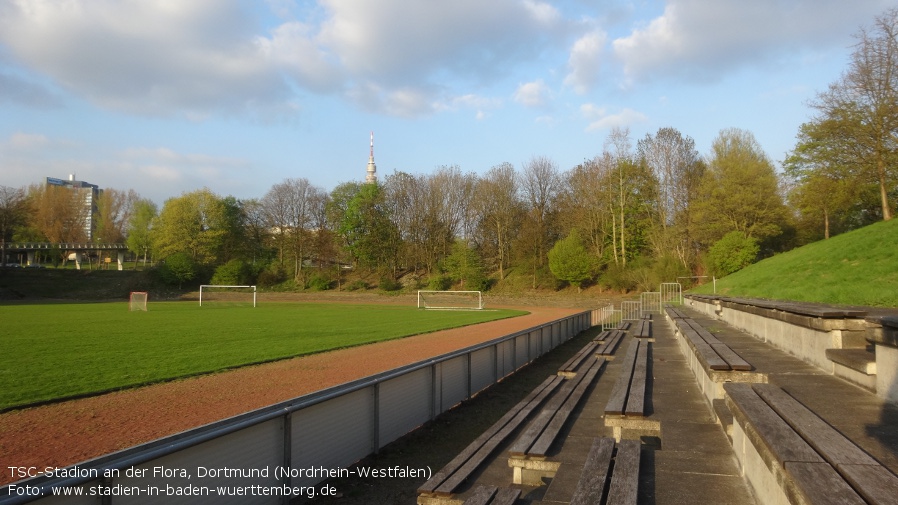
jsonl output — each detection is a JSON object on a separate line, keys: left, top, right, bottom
{"left": 95, "top": 188, "right": 137, "bottom": 243}
{"left": 339, "top": 183, "right": 400, "bottom": 273}
{"left": 637, "top": 127, "right": 704, "bottom": 268}
{"left": 707, "top": 231, "right": 759, "bottom": 277}
{"left": 0, "top": 185, "right": 28, "bottom": 265}
{"left": 548, "top": 229, "right": 594, "bottom": 292}
{"left": 472, "top": 163, "right": 521, "bottom": 279}
{"left": 810, "top": 8, "right": 898, "bottom": 221}
{"left": 519, "top": 156, "right": 561, "bottom": 288}
{"left": 261, "top": 178, "right": 323, "bottom": 281}
{"left": 151, "top": 189, "right": 230, "bottom": 265}
{"left": 441, "top": 239, "right": 486, "bottom": 290}
{"left": 784, "top": 121, "right": 863, "bottom": 240}
{"left": 125, "top": 198, "right": 158, "bottom": 267}
{"left": 27, "top": 184, "right": 90, "bottom": 263}
{"left": 692, "top": 128, "right": 787, "bottom": 246}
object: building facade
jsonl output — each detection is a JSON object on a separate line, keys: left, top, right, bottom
{"left": 46, "top": 175, "right": 100, "bottom": 241}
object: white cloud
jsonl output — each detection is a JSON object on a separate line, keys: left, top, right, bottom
{"left": 564, "top": 30, "right": 606, "bottom": 94}
{"left": 612, "top": 0, "right": 893, "bottom": 84}
{"left": 0, "top": 0, "right": 290, "bottom": 117}
{"left": 514, "top": 80, "right": 551, "bottom": 108}
{"left": 7, "top": 132, "right": 49, "bottom": 150}
{"left": 580, "top": 103, "right": 647, "bottom": 131}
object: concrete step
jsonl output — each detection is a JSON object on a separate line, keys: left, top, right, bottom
{"left": 826, "top": 348, "right": 876, "bottom": 375}
{"left": 826, "top": 348, "right": 876, "bottom": 392}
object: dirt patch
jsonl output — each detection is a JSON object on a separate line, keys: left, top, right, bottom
{"left": 0, "top": 304, "right": 582, "bottom": 486}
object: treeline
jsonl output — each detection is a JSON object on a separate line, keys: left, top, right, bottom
{"left": 1, "top": 9, "right": 895, "bottom": 294}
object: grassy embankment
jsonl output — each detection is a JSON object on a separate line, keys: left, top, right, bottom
{"left": 0, "top": 301, "right": 525, "bottom": 410}
{"left": 691, "top": 218, "right": 898, "bottom": 307}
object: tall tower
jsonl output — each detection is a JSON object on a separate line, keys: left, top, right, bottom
{"left": 365, "top": 131, "right": 377, "bottom": 184}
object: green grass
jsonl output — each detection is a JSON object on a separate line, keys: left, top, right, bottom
{"left": 691, "top": 218, "right": 898, "bottom": 307}
{"left": 0, "top": 301, "right": 526, "bottom": 410}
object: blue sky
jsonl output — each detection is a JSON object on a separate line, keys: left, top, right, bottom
{"left": 0, "top": 0, "right": 893, "bottom": 206}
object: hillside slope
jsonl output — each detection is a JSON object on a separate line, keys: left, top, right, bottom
{"left": 691, "top": 219, "right": 898, "bottom": 307}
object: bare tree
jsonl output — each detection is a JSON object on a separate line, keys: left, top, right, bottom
{"left": 472, "top": 163, "right": 521, "bottom": 279}
{"left": 261, "top": 178, "right": 319, "bottom": 281}
{"left": 95, "top": 188, "right": 138, "bottom": 243}
{"left": 520, "top": 156, "right": 560, "bottom": 287}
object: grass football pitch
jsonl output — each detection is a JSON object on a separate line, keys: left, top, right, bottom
{"left": 0, "top": 301, "right": 526, "bottom": 411}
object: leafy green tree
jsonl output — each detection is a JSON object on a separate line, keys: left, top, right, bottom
{"left": 151, "top": 189, "right": 230, "bottom": 265}
{"left": 441, "top": 239, "right": 486, "bottom": 290}
{"left": 159, "top": 252, "right": 197, "bottom": 288}
{"left": 126, "top": 198, "right": 158, "bottom": 267}
{"left": 548, "top": 229, "right": 595, "bottom": 292}
{"left": 809, "top": 8, "right": 898, "bottom": 221}
{"left": 707, "top": 231, "right": 759, "bottom": 277}
{"left": 692, "top": 128, "right": 787, "bottom": 246}
{"left": 338, "top": 183, "right": 400, "bottom": 273}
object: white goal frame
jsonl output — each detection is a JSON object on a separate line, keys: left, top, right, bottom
{"left": 417, "top": 290, "right": 484, "bottom": 310}
{"left": 199, "top": 285, "right": 257, "bottom": 307}
{"left": 129, "top": 291, "right": 148, "bottom": 311}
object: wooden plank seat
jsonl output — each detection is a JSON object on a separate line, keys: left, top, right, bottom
{"left": 633, "top": 319, "right": 652, "bottom": 339}
{"left": 604, "top": 339, "right": 660, "bottom": 441}
{"left": 570, "top": 437, "right": 640, "bottom": 505}
{"left": 672, "top": 316, "right": 751, "bottom": 371}
{"left": 664, "top": 306, "right": 688, "bottom": 319}
{"left": 461, "top": 485, "right": 521, "bottom": 505}
{"left": 617, "top": 321, "right": 631, "bottom": 331}
{"left": 594, "top": 330, "right": 625, "bottom": 359}
{"left": 559, "top": 340, "right": 602, "bottom": 377}
{"left": 507, "top": 358, "right": 606, "bottom": 485}
{"left": 724, "top": 383, "right": 898, "bottom": 505}
{"left": 417, "top": 374, "right": 564, "bottom": 501}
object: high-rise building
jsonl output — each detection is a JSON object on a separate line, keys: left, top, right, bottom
{"left": 365, "top": 131, "right": 377, "bottom": 184}
{"left": 46, "top": 175, "right": 100, "bottom": 241}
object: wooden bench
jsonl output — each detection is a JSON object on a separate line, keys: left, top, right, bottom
{"left": 633, "top": 319, "right": 652, "bottom": 339}
{"left": 507, "top": 358, "right": 606, "bottom": 485}
{"left": 617, "top": 321, "right": 631, "bottom": 331}
{"left": 461, "top": 485, "right": 521, "bottom": 505}
{"left": 559, "top": 340, "right": 601, "bottom": 377}
{"left": 724, "top": 383, "right": 898, "bottom": 505}
{"left": 604, "top": 339, "right": 660, "bottom": 441}
{"left": 665, "top": 309, "right": 763, "bottom": 407}
{"left": 417, "top": 374, "right": 563, "bottom": 502}
{"left": 595, "top": 329, "right": 625, "bottom": 359}
{"left": 570, "top": 437, "right": 640, "bottom": 505}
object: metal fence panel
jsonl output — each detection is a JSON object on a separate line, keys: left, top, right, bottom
{"left": 640, "top": 292, "right": 662, "bottom": 315}
{"left": 119, "top": 418, "right": 283, "bottom": 505}
{"left": 515, "top": 334, "right": 529, "bottom": 366}
{"left": 498, "top": 339, "right": 516, "bottom": 378}
{"left": 291, "top": 388, "right": 375, "bottom": 488}
{"left": 438, "top": 356, "right": 468, "bottom": 411}
{"left": 470, "top": 347, "right": 495, "bottom": 394}
{"left": 378, "top": 367, "right": 432, "bottom": 447}
{"left": 622, "top": 301, "right": 641, "bottom": 321}
{"left": 660, "top": 282, "right": 683, "bottom": 306}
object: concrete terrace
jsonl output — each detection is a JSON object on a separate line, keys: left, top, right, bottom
{"left": 412, "top": 304, "right": 898, "bottom": 505}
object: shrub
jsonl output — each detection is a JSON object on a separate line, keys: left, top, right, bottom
{"left": 306, "top": 274, "right": 332, "bottom": 291}
{"left": 211, "top": 259, "right": 253, "bottom": 285}
{"left": 157, "top": 253, "right": 197, "bottom": 288}
{"left": 708, "top": 231, "right": 760, "bottom": 277}
{"left": 428, "top": 274, "right": 452, "bottom": 290}
{"left": 379, "top": 276, "right": 402, "bottom": 291}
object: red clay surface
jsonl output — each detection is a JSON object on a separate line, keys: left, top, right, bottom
{"left": 0, "top": 305, "right": 580, "bottom": 486}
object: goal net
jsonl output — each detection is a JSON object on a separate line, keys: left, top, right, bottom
{"left": 129, "top": 291, "right": 148, "bottom": 311}
{"left": 199, "top": 285, "right": 257, "bottom": 307}
{"left": 417, "top": 290, "right": 483, "bottom": 310}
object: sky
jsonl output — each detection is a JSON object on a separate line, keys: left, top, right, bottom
{"left": 0, "top": 0, "right": 893, "bottom": 206}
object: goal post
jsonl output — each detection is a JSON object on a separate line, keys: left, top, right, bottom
{"left": 417, "top": 290, "right": 484, "bottom": 310}
{"left": 199, "top": 285, "right": 257, "bottom": 307}
{"left": 129, "top": 291, "right": 148, "bottom": 311}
